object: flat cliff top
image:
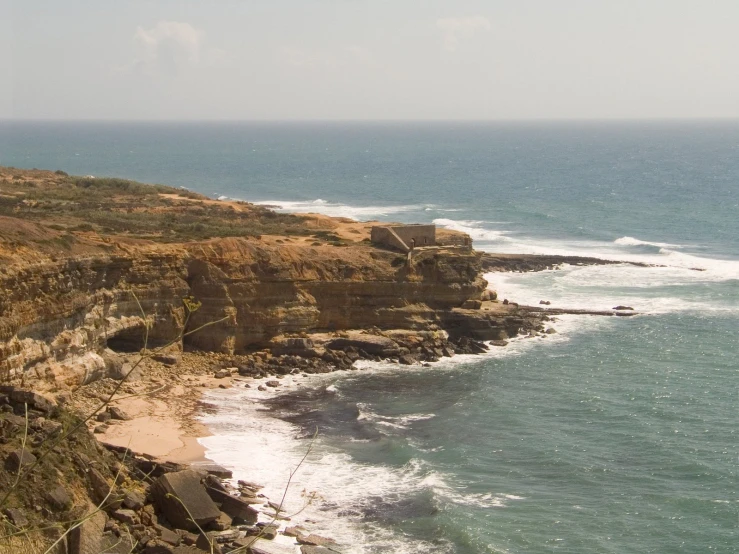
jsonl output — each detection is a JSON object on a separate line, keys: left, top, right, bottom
{"left": 0, "top": 166, "right": 465, "bottom": 267}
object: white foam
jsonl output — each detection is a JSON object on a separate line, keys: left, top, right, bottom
{"left": 433, "top": 218, "right": 512, "bottom": 242}
{"left": 433, "top": 219, "right": 739, "bottom": 283}
{"left": 199, "top": 354, "right": 547, "bottom": 553}
{"left": 252, "top": 199, "right": 428, "bottom": 220}
{"left": 200, "top": 386, "right": 456, "bottom": 553}
{"left": 487, "top": 262, "right": 739, "bottom": 316}
{"left": 614, "top": 236, "right": 684, "bottom": 248}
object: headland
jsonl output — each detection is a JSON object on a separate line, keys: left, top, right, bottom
{"left": 0, "top": 166, "right": 639, "bottom": 553}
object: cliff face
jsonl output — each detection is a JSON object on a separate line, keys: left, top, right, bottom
{"left": 0, "top": 166, "right": 544, "bottom": 390}
{"left": 184, "top": 239, "right": 486, "bottom": 352}
{"left": 0, "top": 237, "right": 493, "bottom": 387}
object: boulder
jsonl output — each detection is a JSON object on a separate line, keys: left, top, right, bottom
{"left": 152, "top": 354, "right": 180, "bottom": 366}
{"left": 152, "top": 470, "right": 221, "bottom": 531}
{"left": 196, "top": 532, "right": 223, "bottom": 554}
{"left": 398, "top": 355, "right": 417, "bottom": 365}
{"left": 207, "top": 511, "right": 232, "bottom": 531}
{"left": 258, "top": 523, "right": 279, "bottom": 540}
{"left": 5, "top": 448, "right": 36, "bottom": 472}
{"left": 108, "top": 406, "right": 131, "bottom": 421}
{"left": 45, "top": 485, "right": 73, "bottom": 511}
{"left": 154, "top": 524, "right": 181, "bottom": 546}
{"left": 99, "top": 531, "right": 137, "bottom": 553}
{"left": 123, "top": 489, "right": 146, "bottom": 510}
{"left": 205, "top": 486, "right": 259, "bottom": 524}
{"left": 297, "top": 534, "right": 337, "bottom": 547}
{"left": 194, "top": 464, "right": 233, "bottom": 479}
{"left": 68, "top": 504, "right": 106, "bottom": 554}
{"left": 88, "top": 467, "right": 118, "bottom": 507}
{"left": 325, "top": 335, "right": 400, "bottom": 357}
{"left": 2, "top": 507, "right": 29, "bottom": 528}
{"left": 112, "top": 509, "right": 138, "bottom": 525}
{"left": 283, "top": 526, "right": 307, "bottom": 538}
{"left": 214, "top": 369, "right": 231, "bottom": 379}
{"left": 9, "top": 389, "right": 58, "bottom": 414}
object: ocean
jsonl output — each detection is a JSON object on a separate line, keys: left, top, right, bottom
{"left": 2, "top": 120, "right": 737, "bottom": 553}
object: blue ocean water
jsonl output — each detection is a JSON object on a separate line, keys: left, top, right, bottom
{"left": 2, "top": 121, "right": 737, "bottom": 553}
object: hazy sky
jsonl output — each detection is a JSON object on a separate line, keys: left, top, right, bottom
{"left": 2, "top": 0, "right": 738, "bottom": 120}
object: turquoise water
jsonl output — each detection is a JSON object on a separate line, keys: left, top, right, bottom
{"left": 2, "top": 121, "right": 737, "bottom": 552}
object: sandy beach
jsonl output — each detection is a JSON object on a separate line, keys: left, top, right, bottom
{"left": 69, "top": 353, "right": 240, "bottom": 465}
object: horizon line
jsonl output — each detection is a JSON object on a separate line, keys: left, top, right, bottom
{"left": 2, "top": 116, "right": 739, "bottom": 124}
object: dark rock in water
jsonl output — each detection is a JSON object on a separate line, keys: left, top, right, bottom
{"left": 301, "top": 547, "right": 340, "bottom": 554}
{"left": 259, "top": 523, "right": 279, "bottom": 540}
{"left": 297, "top": 534, "right": 337, "bottom": 547}
{"left": 612, "top": 305, "right": 634, "bottom": 310}
{"left": 204, "top": 473, "right": 230, "bottom": 488}
{"left": 545, "top": 328, "right": 557, "bottom": 334}
{"left": 239, "top": 538, "right": 297, "bottom": 554}
{"left": 266, "top": 380, "right": 281, "bottom": 388}
{"left": 398, "top": 354, "right": 417, "bottom": 365}
{"left": 5, "top": 448, "right": 36, "bottom": 472}
{"left": 152, "top": 470, "right": 221, "bottom": 531}
{"left": 283, "top": 525, "right": 307, "bottom": 538}
{"left": 539, "top": 300, "right": 551, "bottom": 305}
{"left": 489, "top": 340, "right": 509, "bottom": 347}
{"left": 238, "top": 479, "right": 264, "bottom": 491}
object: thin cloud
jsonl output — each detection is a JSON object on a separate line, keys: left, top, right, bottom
{"left": 130, "top": 21, "right": 204, "bottom": 74}
{"left": 437, "top": 16, "right": 492, "bottom": 52}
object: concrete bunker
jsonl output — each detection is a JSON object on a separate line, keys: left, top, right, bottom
{"left": 370, "top": 224, "right": 436, "bottom": 253}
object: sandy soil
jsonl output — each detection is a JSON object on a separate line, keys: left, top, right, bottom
{"left": 70, "top": 354, "right": 237, "bottom": 464}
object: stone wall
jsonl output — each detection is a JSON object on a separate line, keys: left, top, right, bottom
{"left": 370, "top": 224, "right": 436, "bottom": 252}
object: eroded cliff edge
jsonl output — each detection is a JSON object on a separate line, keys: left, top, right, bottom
{"left": 0, "top": 167, "right": 543, "bottom": 389}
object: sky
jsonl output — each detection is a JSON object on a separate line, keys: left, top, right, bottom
{"left": 1, "top": 0, "right": 738, "bottom": 120}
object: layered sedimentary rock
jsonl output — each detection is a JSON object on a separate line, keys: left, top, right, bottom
{"left": 1, "top": 235, "right": 538, "bottom": 388}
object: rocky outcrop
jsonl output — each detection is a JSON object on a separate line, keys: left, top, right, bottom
{"left": 480, "top": 253, "right": 654, "bottom": 272}
{"left": 1, "top": 235, "right": 543, "bottom": 389}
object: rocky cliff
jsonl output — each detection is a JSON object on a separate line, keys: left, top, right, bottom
{"left": 0, "top": 167, "right": 543, "bottom": 389}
